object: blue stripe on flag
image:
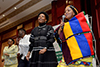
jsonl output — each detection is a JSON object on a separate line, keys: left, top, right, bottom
{"left": 75, "top": 34, "right": 91, "bottom": 56}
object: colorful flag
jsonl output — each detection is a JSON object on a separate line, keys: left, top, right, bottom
{"left": 63, "top": 12, "right": 91, "bottom": 39}
{"left": 60, "top": 12, "right": 94, "bottom": 64}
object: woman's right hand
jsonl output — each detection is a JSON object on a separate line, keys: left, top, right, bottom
{"left": 26, "top": 52, "right": 30, "bottom": 61}
{"left": 58, "top": 20, "right": 64, "bottom": 35}
{"left": 4, "top": 53, "right": 9, "bottom": 56}
{"left": 60, "top": 20, "right": 64, "bottom": 27}
{"left": 39, "top": 48, "right": 47, "bottom": 54}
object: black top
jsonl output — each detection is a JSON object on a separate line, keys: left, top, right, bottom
{"left": 29, "top": 24, "right": 55, "bottom": 52}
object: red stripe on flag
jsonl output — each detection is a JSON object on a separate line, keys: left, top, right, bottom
{"left": 75, "top": 12, "right": 91, "bottom": 32}
{"left": 84, "top": 33, "right": 94, "bottom": 55}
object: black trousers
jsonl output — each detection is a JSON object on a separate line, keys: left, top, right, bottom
{"left": 18, "top": 57, "right": 30, "bottom": 67}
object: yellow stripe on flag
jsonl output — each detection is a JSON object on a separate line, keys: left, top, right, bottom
{"left": 67, "top": 36, "right": 83, "bottom": 60}
{"left": 63, "top": 22, "right": 73, "bottom": 39}
{"left": 63, "top": 22, "right": 83, "bottom": 60}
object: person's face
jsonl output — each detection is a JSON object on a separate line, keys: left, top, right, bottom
{"left": 64, "top": 6, "right": 75, "bottom": 20}
{"left": 8, "top": 39, "right": 13, "bottom": 45}
{"left": 38, "top": 14, "right": 47, "bottom": 23}
{"left": 18, "top": 30, "right": 24, "bottom": 38}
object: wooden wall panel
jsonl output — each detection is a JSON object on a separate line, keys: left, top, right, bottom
{"left": 24, "top": 22, "right": 33, "bottom": 31}
{"left": 1, "top": 41, "right": 8, "bottom": 56}
{"left": 51, "top": 1, "right": 57, "bottom": 25}
{"left": 17, "top": 24, "right": 23, "bottom": 30}
{"left": 56, "top": 4, "right": 65, "bottom": 18}
{"left": 96, "top": 8, "right": 100, "bottom": 38}
{"left": 0, "top": 42, "right": 2, "bottom": 67}
{"left": 96, "top": 0, "right": 100, "bottom": 3}
{"left": 2, "top": 29, "right": 16, "bottom": 40}
{"left": 73, "top": 0, "right": 81, "bottom": 12}
{"left": 35, "top": 20, "right": 39, "bottom": 27}
{"left": 0, "top": 36, "right": 1, "bottom": 41}
{"left": 48, "top": 14, "right": 52, "bottom": 23}
{"left": 89, "top": 0, "right": 100, "bottom": 62}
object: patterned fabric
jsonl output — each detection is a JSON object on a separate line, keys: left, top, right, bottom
{"left": 4, "top": 63, "right": 18, "bottom": 67}
{"left": 2, "top": 44, "right": 18, "bottom": 65}
{"left": 57, "top": 57, "right": 93, "bottom": 67}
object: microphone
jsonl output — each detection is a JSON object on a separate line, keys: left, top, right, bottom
{"left": 62, "top": 15, "right": 65, "bottom": 29}
{"left": 62, "top": 15, "right": 66, "bottom": 22}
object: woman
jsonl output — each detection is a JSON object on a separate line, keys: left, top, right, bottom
{"left": 2, "top": 38, "right": 18, "bottom": 67}
{"left": 26, "top": 12, "right": 58, "bottom": 67}
{"left": 58, "top": 5, "right": 78, "bottom": 35}
{"left": 55, "top": 5, "right": 93, "bottom": 67}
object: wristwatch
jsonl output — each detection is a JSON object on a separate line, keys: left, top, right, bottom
{"left": 44, "top": 47, "right": 47, "bottom": 49}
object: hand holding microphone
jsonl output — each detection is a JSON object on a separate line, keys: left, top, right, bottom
{"left": 58, "top": 15, "right": 65, "bottom": 35}
{"left": 60, "top": 15, "right": 65, "bottom": 29}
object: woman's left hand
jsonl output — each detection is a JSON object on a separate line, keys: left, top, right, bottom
{"left": 4, "top": 53, "right": 9, "bottom": 56}
{"left": 39, "top": 48, "right": 47, "bottom": 54}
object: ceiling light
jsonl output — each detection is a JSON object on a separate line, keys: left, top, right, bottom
{"left": 3, "top": 14, "right": 5, "bottom": 17}
{"left": 66, "top": 1, "right": 68, "bottom": 4}
{"left": 14, "top": 7, "right": 17, "bottom": 9}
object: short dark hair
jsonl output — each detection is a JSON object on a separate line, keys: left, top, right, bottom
{"left": 37, "top": 12, "right": 49, "bottom": 23}
{"left": 18, "top": 28, "right": 26, "bottom": 34}
{"left": 9, "top": 38, "right": 15, "bottom": 44}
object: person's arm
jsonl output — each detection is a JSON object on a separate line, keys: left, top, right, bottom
{"left": 9, "top": 45, "right": 18, "bottom": 58}
{"left": 39, "top": 26, "right": 55, "bottom": 54}
{"left": 46, "top": 26, "right": 55, "bottom": 48}
{"left": 8, "top": 45, "right": 18, "bottom": 58}
{"left": 28, "top": 33, "right": 34, "bottom": 52}
{"left": 17, "top": 43, "right": 23, "bottom": 58}
{"left": 58, "top": 20, "right": 64, "bottom": 35}
{"left": 26, "top": 42, "right": 34, "bottom": 61}
{"left": 26, "top": 51, "right": 30, "bottom": 61}
{"left": 26, "top": 29, "right": 35, "bottom": 60}
{"left": 58, "top": 27, "right": 62, "bottom": 35}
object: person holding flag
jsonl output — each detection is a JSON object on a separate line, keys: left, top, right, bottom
{"left": 55, "top": 5, "right": 94, "bottom": 67}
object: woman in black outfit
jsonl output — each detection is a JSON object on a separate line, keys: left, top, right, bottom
{"left": 26, "top": 12, "right": 58, "bottom": 67}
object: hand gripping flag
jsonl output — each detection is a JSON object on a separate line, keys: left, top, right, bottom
{"left": 59, "top": 11, "right": 94, "bottom": 64}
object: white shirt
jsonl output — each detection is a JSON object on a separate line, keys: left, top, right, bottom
{"left": 18, "top": 34, "right": 31, "bottom": 60}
